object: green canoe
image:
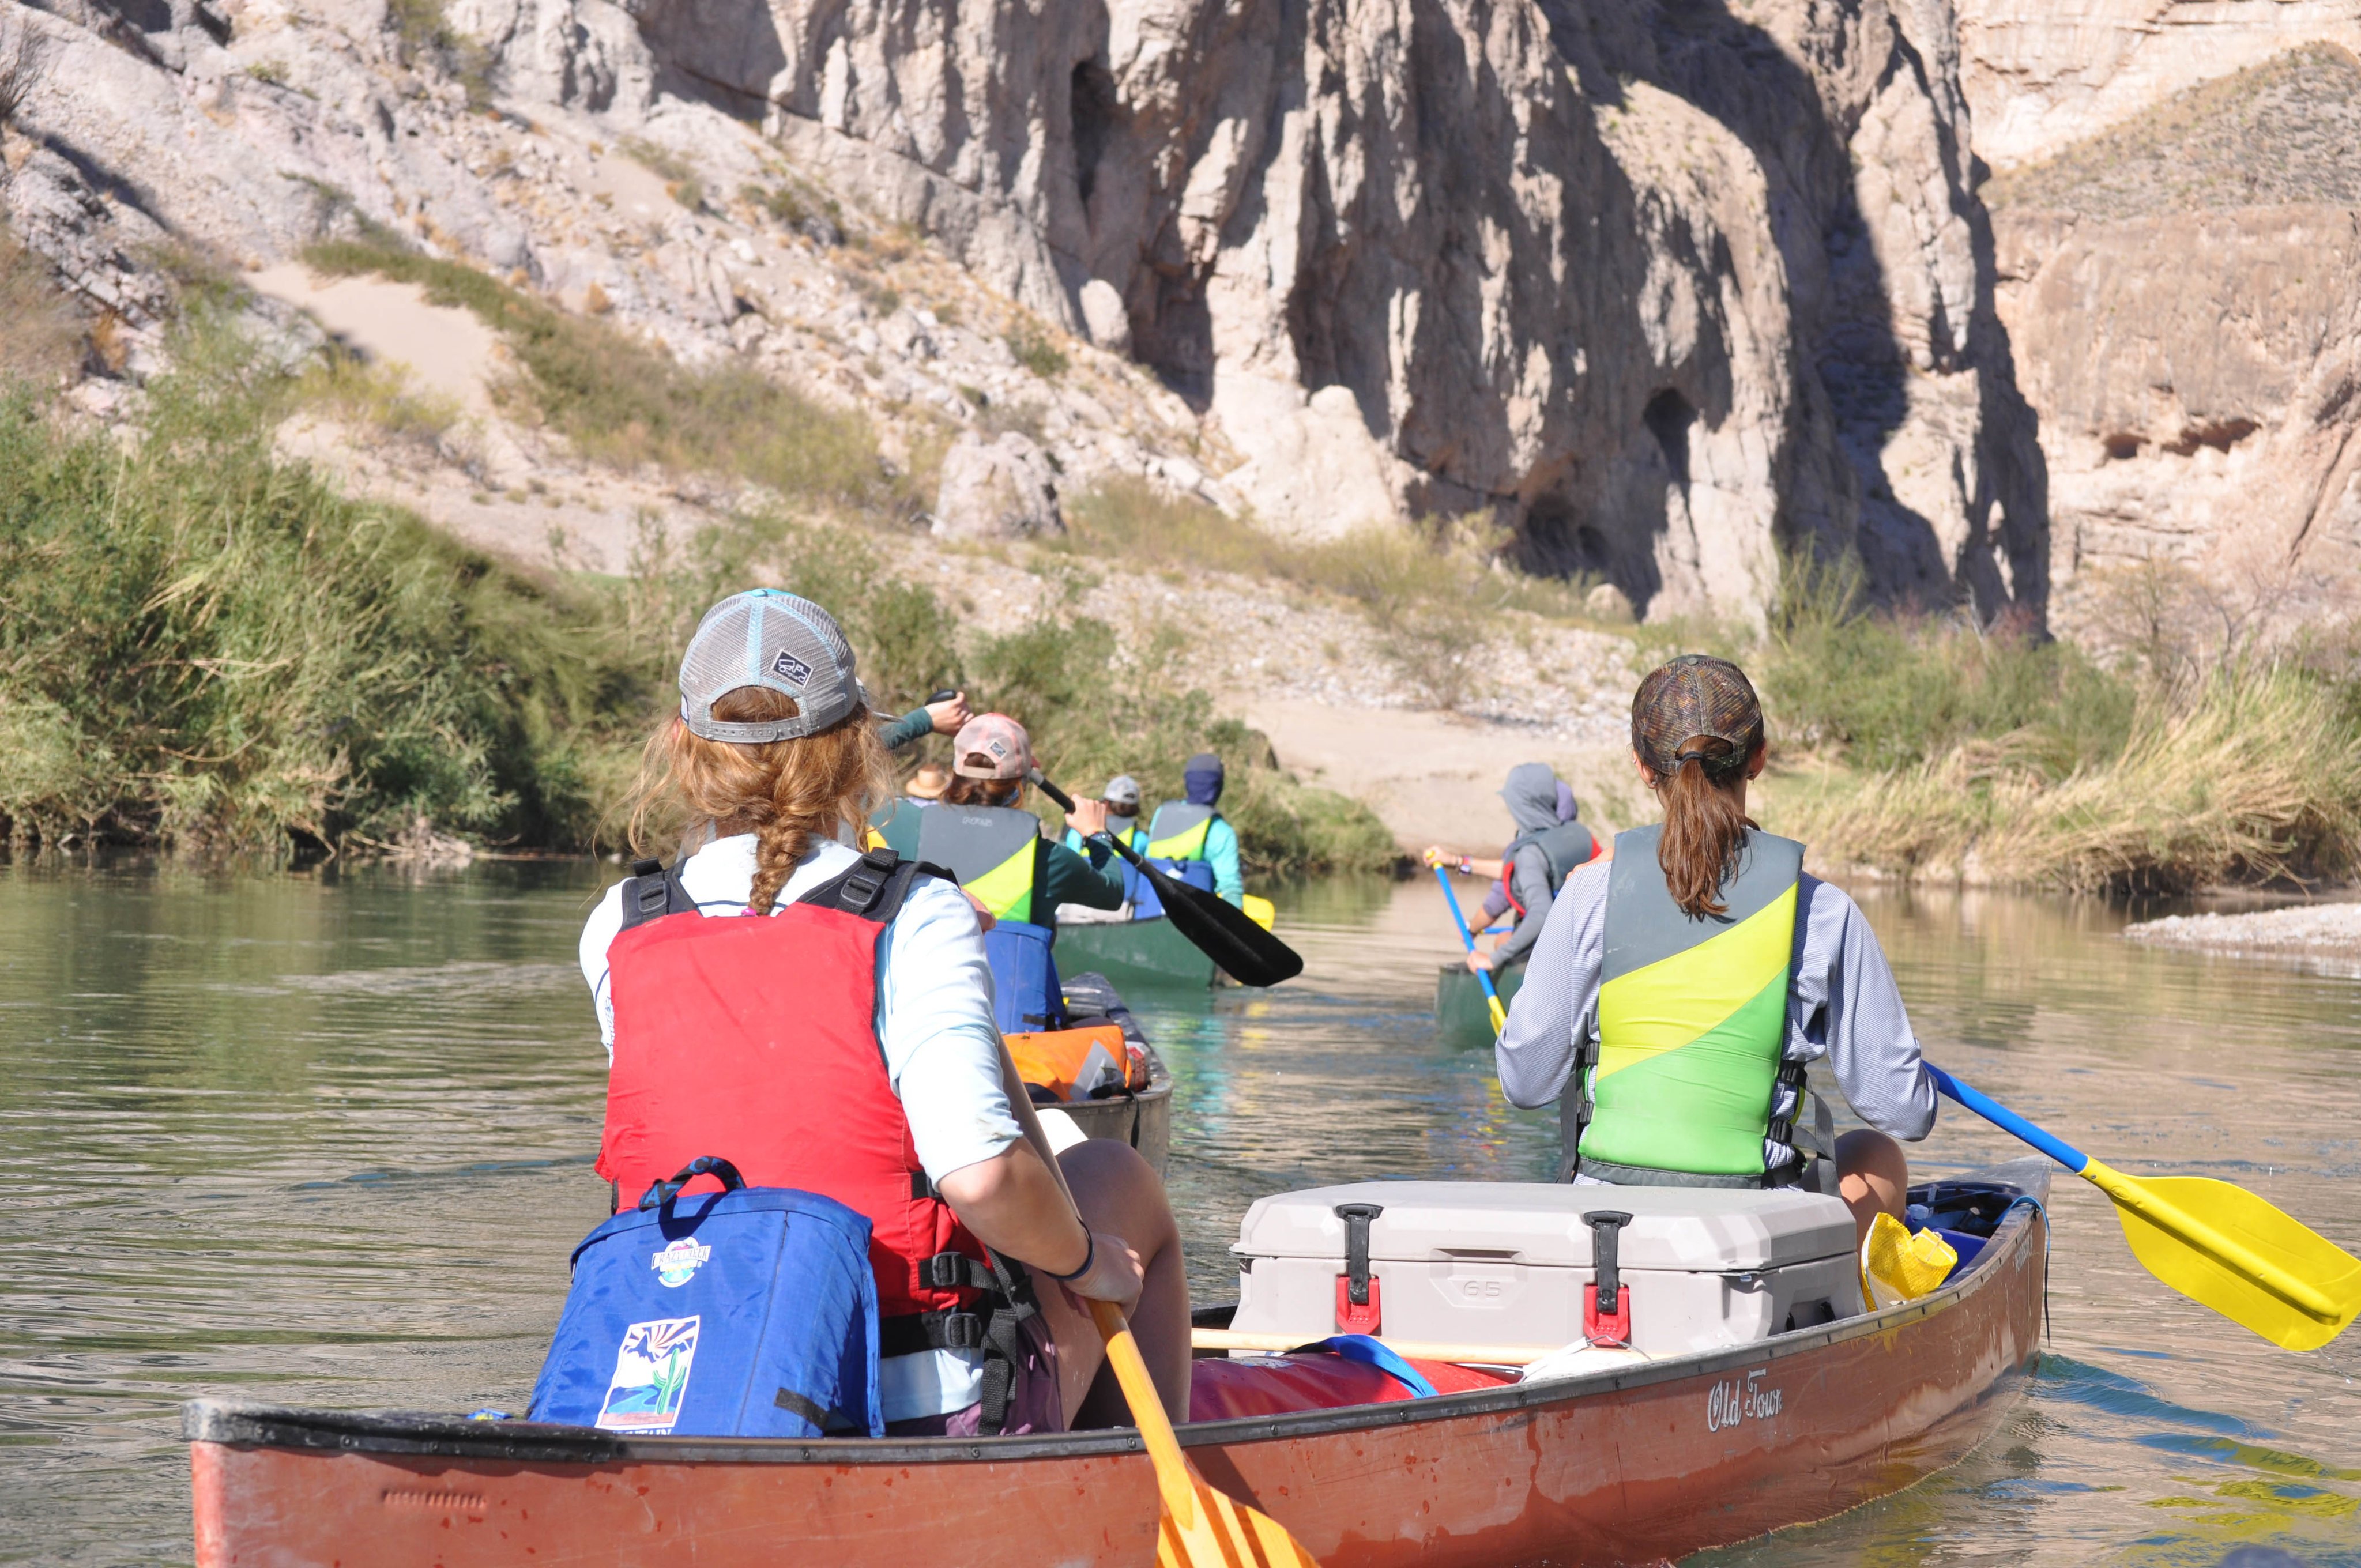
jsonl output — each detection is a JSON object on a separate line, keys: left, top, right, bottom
{"left": 1054, "top": 915, "right": 1219, "bottom": 989}
{"left": 1434, "top": 960, "right": 1526, "bottom": 1046}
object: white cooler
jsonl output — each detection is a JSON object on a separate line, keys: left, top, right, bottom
{"left": 1229, "top": 1181, "right": 1865, "bottom": 1358}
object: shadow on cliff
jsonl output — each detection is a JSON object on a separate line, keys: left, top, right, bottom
{"left": 1516, "top": 0, "right": 2046, "bottom": 625}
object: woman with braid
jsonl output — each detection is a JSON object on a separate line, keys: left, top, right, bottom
{"left": 1494, "top": 655, "right": 1936, "bottom": 1245}
{"left": 578, "top": 590, "right": 1188, "bottom": 1435}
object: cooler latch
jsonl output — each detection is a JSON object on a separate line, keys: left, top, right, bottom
{"left": 1332, "top": 1203, "right": 1385, "bottom": 1334}
{"left": 1582, "top": 1209, "right": 1634, "bottom": 1347}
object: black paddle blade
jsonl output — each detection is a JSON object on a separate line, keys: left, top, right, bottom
{"left": 1029, "top": 769, "right": 1303, "bottom": 987}
{"left": 1115, "top": 836, "right": 1304, "bottom": 987}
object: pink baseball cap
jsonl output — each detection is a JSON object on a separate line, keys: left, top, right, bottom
{"left": 951, "top": 713, "right": 1034, "bottom": 779}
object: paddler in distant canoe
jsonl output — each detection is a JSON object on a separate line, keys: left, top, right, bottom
{"left": 1495, "top": 654, "right": 1934, "bottom": 1245}
{"left": 582, "top": 590, "right": 1189, "bottom": 1434}
{"left": 923, "top": 713, "right": 1127, "bottom": 1032}
{"left": 872, "top": 761, "right": 950, "bottom": 857}
{"left": 1142, "top": 752, "right": 1245, "bottom": 907}
{"left": 869, "top": 689, "right": 969, "bottom": 855}
{"left": 1424, "top": 763, "right": 1608, "bottom": 974}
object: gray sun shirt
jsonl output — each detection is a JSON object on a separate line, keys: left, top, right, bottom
{"left": 1494, "top": 857, "right": 1939, "bottom": 1142}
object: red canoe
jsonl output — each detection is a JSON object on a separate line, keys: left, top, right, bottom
{"left": 186, "top": 1164, "right": 2049, "bottom": 1566}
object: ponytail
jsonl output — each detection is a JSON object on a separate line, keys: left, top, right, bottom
{"left": 1654, "top": 737, "right": 1756, "bottom": 919}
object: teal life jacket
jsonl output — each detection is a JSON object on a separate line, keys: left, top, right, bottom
{"left": 1565, "top": 825, "right": 1808, "bottom": 1188}
{"left": 873, "top": 797, "right": 928, "bottom": 860}
{"left": 915, "top": 804, "right": 1064, "bottom": 1033}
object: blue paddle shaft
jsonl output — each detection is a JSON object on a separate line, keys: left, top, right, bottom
{"left": 1925, "top": 1064, "right": 2090, "bottom": 1174}
{"left": 1432, "top": 867, "right": 1505, "bottom": 1008}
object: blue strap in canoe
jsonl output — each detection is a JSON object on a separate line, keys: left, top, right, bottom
{"left": 1301, "top": 1333, "right": 1439, "bottom": 1398}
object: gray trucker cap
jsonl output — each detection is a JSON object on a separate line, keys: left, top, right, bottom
{"left": 677, "top": 589, "right": 868, "bottom": 744}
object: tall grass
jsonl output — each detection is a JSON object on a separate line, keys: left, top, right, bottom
{"left": 1756, "top": 556, "right": 2361, "bottom": 892}
{"left": 303, "top": 233, "right": 901, "bottom": 515}
{"left": 0, "top": 323, "right": 656, "bottom": 852}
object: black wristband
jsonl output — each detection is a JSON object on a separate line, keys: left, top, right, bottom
{"left": 1045, "top": 1230, "right": 1095, "bottom": 1282}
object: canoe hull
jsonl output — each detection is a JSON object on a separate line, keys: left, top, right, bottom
{"left": 1057, "top": 917, "right": 1218, "bottom": 989}
{"left": 186, "top": 1181, "right": 2047, "bottom": 1567}
{"left": 1050, "top": 1070, "right": 1172, "bottom": 1174}
{"left": 1435, "top": 960, "right": 1524, "bottom": 1045}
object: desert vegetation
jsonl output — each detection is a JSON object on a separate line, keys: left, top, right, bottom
{"left": 0, "top": 307, "right": 1392, "bottom": 872}
{"left": 1754, "top": 556, "right": 2361, "bottom": 894}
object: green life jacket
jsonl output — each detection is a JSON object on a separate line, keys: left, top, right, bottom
{"left": 916, "top": 804, "right": 1041, "bottom": 924}
{"left": 1569, "top": 824, "right": 1805, "bottom": 1187}
{"left": 1145, "top": 801, "right": 1217, "bottom": 861}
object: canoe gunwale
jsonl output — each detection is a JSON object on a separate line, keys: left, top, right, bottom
{"left": 180, "top": 1164, "right": 2049, "bottom": 1469}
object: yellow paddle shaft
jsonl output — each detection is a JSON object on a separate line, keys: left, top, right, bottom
{"left": 2082, "top": 1157, "right": 2344, "bottom": 1324}
{"left": 1090, "top": 1299, "right": 1202, "bottom": 1531}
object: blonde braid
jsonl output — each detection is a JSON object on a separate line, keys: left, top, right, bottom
{"left": 624, "top": 689, "right": 891, "bottom": 913}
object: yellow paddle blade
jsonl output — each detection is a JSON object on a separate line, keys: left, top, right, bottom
{"left": 1157, "top": 1476, "right": 1319, "bottom": 1568}
{"left": 1486, "top": 994, "right": 1507, "bottom": 1034}
{"left": 1090, "top": 1299, "right": 1323, "bottom": 1568}
{"left": 2083, "top": 1163, "right": 2361, "bottom": 1351}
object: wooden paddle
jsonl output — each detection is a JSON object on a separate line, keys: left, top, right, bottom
{"left": 1927, "top": 1065, "right": 2361, "bottom": 1351}
{"left": 1089, "top": 1298, "right": 1320, "bottom": 1567}
{"left": 1029, "top": 770, "right": 1304, "bottom": 987}
{"left": 1432, "top": 866, "right": 1507, "bottom": 1034}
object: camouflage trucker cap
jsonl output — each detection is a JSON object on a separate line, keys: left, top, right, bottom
{"left": 1631, "top": 654, "right": 1765, "bottom": 779}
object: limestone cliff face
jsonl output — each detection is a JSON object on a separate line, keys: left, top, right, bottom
{"left": 1983, "top": 46, "right": 2361, "bottom": 627}
{"left": 1, "top": 0, "right": 2049, "bottom": 624}
{"left": 655, "top": 0, "right": 2047, "bottom": 620}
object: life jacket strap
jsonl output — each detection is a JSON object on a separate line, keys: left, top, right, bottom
{"left": 883, "top": 1248, "right": 1039, "bottom": 1434}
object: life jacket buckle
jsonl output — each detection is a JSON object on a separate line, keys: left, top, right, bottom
{"left": 940, "top": 1310, "right": 985, "bottom": 1351}
{"left": 921, "top": 1250, "right": 973, "bottom": 1290}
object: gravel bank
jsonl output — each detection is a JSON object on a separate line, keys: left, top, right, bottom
{"left": 2123, "top": 902, "right": 2361, "bottom": 956}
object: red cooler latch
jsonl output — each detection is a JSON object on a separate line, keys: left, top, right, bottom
{"left": 1332, "top": 1202, "right": 1385, "bottom": 1334}
{"left": 1582, "top": 1209, "right": 1634, "bottom": 1347}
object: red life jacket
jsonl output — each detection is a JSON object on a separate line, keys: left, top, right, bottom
{"left": 596, "top": 852, "right": 993, "bottom": 1322}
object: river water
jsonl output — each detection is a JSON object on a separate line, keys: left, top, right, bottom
{"left": 2, "top": 857, "right": 2355, "bottom": 1565}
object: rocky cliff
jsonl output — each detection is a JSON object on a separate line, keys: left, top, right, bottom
{"left": 1954, "top": 0, "right": 2361, "bottom": 170}
{"left": 1983, "top": 44, "right": 2361, "bottom": 640}
{"left": 0, "top": 0, "right": 2046, "bottom": 624}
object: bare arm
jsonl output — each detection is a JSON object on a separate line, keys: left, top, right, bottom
{"left": 931, "top": 1044, "right": 1144, "bottom": 1308}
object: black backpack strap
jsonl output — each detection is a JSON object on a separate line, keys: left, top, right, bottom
{"left": 618, "top": 857, "right": 696, "bottom": 930}
{"left": 794, "top": 847, "right": 956, "bottom": 925}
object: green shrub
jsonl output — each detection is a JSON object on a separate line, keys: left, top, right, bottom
{"left": 1763, "top": 552, "right": 2136, "bottom": 777}
{"left": 1006, "top": 323, "right": 1069, "bottom": 379}
{"left": 0, "top": 322, "right": 657, "bottom": 853}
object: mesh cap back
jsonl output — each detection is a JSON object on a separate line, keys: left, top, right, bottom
{"left": 677, "top": 589, "right": 867, "bottom": 744}
{"left": 1631, "top": 654, "right": 1764, "bottom": 779}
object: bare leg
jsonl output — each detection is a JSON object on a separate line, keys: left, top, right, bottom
{"left": 1835, "top": 1129, "right": 1909, "bottom": 1247}
{"left": 1057, "top": 1137, "right": 1190, "bottom": 1426}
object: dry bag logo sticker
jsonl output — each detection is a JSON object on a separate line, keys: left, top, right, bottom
{"left": 597, "top": 1316, "right": 700, "bottom": 1434}
{"left": 650, "top": 1237, "right": 711, "bottom": 1288}
{"left": 770, "top": 647, "right": 813, "bottom": 686}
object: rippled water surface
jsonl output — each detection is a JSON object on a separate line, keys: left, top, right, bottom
{"left": 2, "top": 860, "right": 2356, "bottom": 1564}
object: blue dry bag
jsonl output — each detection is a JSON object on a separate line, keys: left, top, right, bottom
{"left": 985, "top": 919, "right": 1065, "bottom": 1033}
{"left": 529, "top": 1156, "right": 884, "bottom": 1438}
